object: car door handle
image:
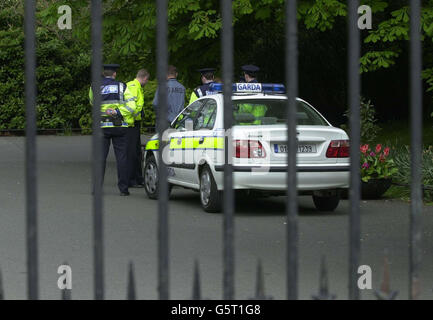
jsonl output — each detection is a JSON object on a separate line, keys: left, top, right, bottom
{"left": 198, "top": 137, "right": 205, "bottom": 144}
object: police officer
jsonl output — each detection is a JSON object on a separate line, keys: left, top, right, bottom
{"left": 189, "top": 68, "right": 216, "bottom": 104}
{"left": 89, "top": 64, "right": 136, "bottom": 196}
{"left": 125, "top": 69, "right": 150, "bottom": 188}
{"left": 152, "top": 65, "right": 186, "bottom": 130}
{"left": 241, "top": 65, "right": 260, "bottom": 83}
{"left": 238, "top": 65, "right": 266, "bottom": 124}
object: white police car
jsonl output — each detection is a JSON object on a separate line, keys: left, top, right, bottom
{"left": 143, "top": 83, "right": 350, "bottom": 213}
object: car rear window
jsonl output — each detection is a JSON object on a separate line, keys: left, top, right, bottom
{"left": 232, "top": 99, "right": 329, "bottom": 126}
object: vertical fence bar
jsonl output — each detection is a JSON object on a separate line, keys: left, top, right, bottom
{"left": 91, "top": 0, "right": 104, "bottom": 300}
{"left": 409, "top": 0, "right": 422, "bottom": 300}
{"left": 0, "top": 267, "right": 3, "bottom": 300}
{"left": 221, "top": 0, "right": 235, "bottom": 300}
{"left": 192, "top": 260, "right": 201, "bottom": 300}
{"left": 127, "top": 262, "right": 136, "bottom": 300}
{"left": 24, "top": 0, "right": 38, "bottom": 300}
{"left": 348, "top": 0, "right": 361, "bottom": 300}
{"left": 285, "top": 0, "right": 298, "bottom": 300}
{"left": 156, "top": 0, "right": 169, "bottom": 300}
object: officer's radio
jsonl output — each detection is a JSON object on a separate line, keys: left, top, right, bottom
{"left": 101, "top": 108, "right": 124, "bottom": 126}
{"left": 111, "top": 109, "right": 124, "bottom": 126}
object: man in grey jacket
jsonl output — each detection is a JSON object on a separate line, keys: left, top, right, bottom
{"left": 152, "top": 65, "right": 186, "bottom": 131}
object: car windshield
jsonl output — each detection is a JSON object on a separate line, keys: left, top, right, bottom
{"left": 232, "top": 99, "right": 329, "bottom": 126}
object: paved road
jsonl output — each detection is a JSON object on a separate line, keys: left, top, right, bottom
{"left": 1, "top": 136, "right": 433, "bottom": 300}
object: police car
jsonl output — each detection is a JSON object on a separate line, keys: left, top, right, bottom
{"left": 143, "top": 83, "right": 350, "bottom": 213}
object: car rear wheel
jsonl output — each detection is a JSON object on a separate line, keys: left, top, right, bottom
{"left": 312, "top": 194, "right": 340, "bottom": 212}
{"left": 200, "top": 166, "right": 222, "bottom": 213}
{"left": 144, "top": 155, "right": 172, "bottom": 199}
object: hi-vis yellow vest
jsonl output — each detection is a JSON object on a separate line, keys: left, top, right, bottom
{"left": 125, "top": 78, "right": 145, "bottom": 121}
{"left": 89, "top": 78, "right": 137, "bottom": 127}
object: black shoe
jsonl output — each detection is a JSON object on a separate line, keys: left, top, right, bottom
{"left": 120, "top": 191, "right": 130, "bottom": 196}
{"left": 130, "top": 184, "right": 144, "bottom": 188}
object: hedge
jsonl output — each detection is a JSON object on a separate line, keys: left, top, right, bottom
{"left": 0, "top": 6, "right": 192, "bottom": 133}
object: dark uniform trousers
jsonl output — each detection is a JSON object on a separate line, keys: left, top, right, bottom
{"left": 102, "top": 127, "right": 129, "bottom": 193}
{"left": 127, "top": 121, "right": 144, "bottom": 186}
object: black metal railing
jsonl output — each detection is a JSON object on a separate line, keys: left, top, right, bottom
{"left": 90, "top": 0, "right": 104, "bottom": 301}
{"left": 14, "top": 0, "right": 424, "bottom": 300}
{"left": 221, "top": 0, "right": 235, "bottom": 300}
{"left": 409, "top": 0, "right": 423, "bottom": 301}
{"left": 156, "top": 0, "right": 170, "bottom": 300}
{"left": 24, "top": 0, "right": 38, "bottom": 301}
{"left": 285, "top": 0, "right": 299, "bottom": 300}
{"left": 348, "top": 0, "right": 361, "bottom": 300}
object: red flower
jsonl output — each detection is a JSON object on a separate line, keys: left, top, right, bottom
{"left": 379, "top": 154, "right": 385, "bottom": 162}
{"left": 362, "top": 162, "right": 370, "bottom": 169}
{"left": 360, "top": 144, "right": 369, "bottom": 154}
{"left": 383, "top": 147, "right": 390, "bottom": 157}
{"left": 375, "top": 144, "right": 382, "bottom": 153}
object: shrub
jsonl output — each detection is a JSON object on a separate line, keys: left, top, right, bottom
{"left": 392, "top": 145, "right": 433, "bottom": 201}
{"left": 0, "top": 1, "right": 192, "bottom": 135}
{"left": 341, "top": 98, "right": 381, "bottom": 144}
{"left": 142, "top": 80, "right": 157, "bottom": 130}
{"left": 0, "top": 6, "right": 91, "bottom": 132}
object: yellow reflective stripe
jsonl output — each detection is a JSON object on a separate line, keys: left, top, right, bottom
{"left": 170, "top": 137, "right": 183, "bottom": 149}
{"left": 197, "top": 137, "right": 224, "bottom": 149}
{"left": 124, "top": 104, "right": 135, "bottom": 114}
{"left": 101, "top": 100, "right": 124, "bottom": 105}
{"left": 169, "top": 137, "right": 224, "bottom": 149}
{"left": 100, "top": 121, "right": 128, "bottom": 128}
{"left": 148, "top": 137, "right": 225, "bottom": 151}
{"left": 145, "top": 140, "right": 159, "bottom": 150}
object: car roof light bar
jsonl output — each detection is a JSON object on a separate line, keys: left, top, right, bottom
{"left": 208, "top": 83, "right": 286, "bottom": 94}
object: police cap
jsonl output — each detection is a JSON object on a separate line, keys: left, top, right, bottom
{"left": 103, "top": 64, "right": 120, "bottom": 72}
{"left": 241, "top": 65, "right": 260, "bottom": 74}
{"left": 197, "top": 68, "right": 216, "bottom": 75}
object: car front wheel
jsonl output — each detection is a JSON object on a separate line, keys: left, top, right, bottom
{"left": 200, "top": 166, "right": 222, "bottom": 213}
{"left": 144, "top": 155, "right": 172, "bottom": 199}
{"left": 312, "top": 194, "right": 340, "bottom": 212}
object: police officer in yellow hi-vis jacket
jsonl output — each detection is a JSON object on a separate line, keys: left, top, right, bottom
{"left": 89, "top": 64, "right": 136, "bottom": 196}
{"left": 237, "top": 65, "right": 267, "bottom": 125}
{"left": 125, "top": 69, "right": 149, "bottom": 187}
{"left": 188, "top": 68, "right": 216, "bottom": 104}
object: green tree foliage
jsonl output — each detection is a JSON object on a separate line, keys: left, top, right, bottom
{"left": 360, "top": 1, "right": 433, "bottom": 81}
{"left": 297, "top": 0, "right": 433, "bottom": 91}
{"left": 1, "top": 0, "right": 432, "bottom": 131}
{"left": 52, "top": 0, "right": 433, "bottom": 113}
{"left": 0, "top": 2, "right": 90, "bottom": 131}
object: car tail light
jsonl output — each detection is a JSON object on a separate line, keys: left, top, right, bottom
{"left": 235, "top": 140, "right": 266, "bottom": 158}
{"left": 326, "top": 140, "right": 350, "bottom": 158}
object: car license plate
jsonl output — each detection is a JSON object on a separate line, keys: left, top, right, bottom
{"left": 274, "top": 144, "right": 316, "bottom": 153}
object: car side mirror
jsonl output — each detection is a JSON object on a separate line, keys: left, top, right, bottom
{"left": 185, "top": 118, "right": 194, "bottom": 131}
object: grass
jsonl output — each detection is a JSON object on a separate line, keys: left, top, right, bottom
{"left": 382, "top": 185, "right": 410, "bottom": 201}
{"left": 373, "top": 119, "right": 433, "bottom": 147}
{"left": 382, "top": 185, "right": 433, "bottom": 206}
